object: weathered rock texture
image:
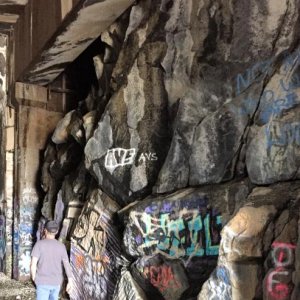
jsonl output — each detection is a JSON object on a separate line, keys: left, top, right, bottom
{"left": 34, "top": 0, "right": 300, "bottom": 299}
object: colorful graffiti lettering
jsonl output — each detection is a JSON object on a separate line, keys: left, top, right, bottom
{"left": 266, "top": 242, "right": 296, "bottom": 300}
{"left": 132, "top": 203, "right": 222, "bottom": 258}
{"left": 144, "top": 265, "right": 181, "bottom": 292}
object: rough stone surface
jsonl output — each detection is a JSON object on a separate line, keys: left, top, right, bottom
{"left": 52, "top": 110, "right": 83, "bottom": 145}
{"left": 133, "top": 255, "right": 189, "bottom": 300}
{"left": 113, "top": 269, "right": 147, "bottom": 300}
{"left": 24, "top": 0, "right": 300, "bottom": 299}
{"left": 122, "top": 182, "right": 249, "bottom": 259}
{"left": 220, "top": 205, "right": 276, "bottom": 261}
{"left": 198, "top": 182, "right": 300, "bottom": 300}
{"left": 70, "top": 189, "right": 121, "bottom": 300}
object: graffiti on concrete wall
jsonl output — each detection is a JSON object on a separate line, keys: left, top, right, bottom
{"left": 0, "top": 214, "right": 5, "bottom": 271}
{"left": 18, "top": 187, "right": 39, "bottom": 277}
{"left": 19, "top": 249, "right": 31, "bottom": 277}
{"left": 104, "top": 148, "right": 157, "bottom": 173}
{"left": 0, "top": 34, "right": 7, "bottom": 109}
{"left": 265, "top": 242, "right": 296, "bottom": 300}
{"left": 129, "top": 198, "right": 222, "bottom": 258}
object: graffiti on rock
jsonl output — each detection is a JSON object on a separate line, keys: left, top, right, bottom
{"left": 73, "top": 210, "right": 107, "bottom": 258}
{"left": 280, "top": 73, "right": 300, "bottom": 92}
{"left": 230, "top": 91, "right": 297, "bottom": 122}
{"left": 259, "top": 92, "right": 297, "bottom": 123}
{"left": 104, "top": 148, "right": 157, "bottom": 173}
{"left": 232, "top": 50, "right": 300, "bottom": 127}
{"left": 266, "top": 242, "right": 296, "bottom": 300}
{"left": 235, "top": 58, "right": 274, "bottom": 95}
{"left": 71, "top": 193, "right": 121, "bottom": 300}
{"left": 235, "top": 49, "right": 300, "bottom": 96}
{"left": 265, "top": 122, "right": 300, "bottom": 149}
{"left": 130, "top": 199, "right": 222, "bottom": 258}
{"left": 71, "top": 245, "right": 108, "bottom": 300}
{"left": 143, "top": 264, "right": 181, "bottom": 292}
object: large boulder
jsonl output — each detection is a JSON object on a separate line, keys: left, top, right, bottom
{"left": 133, "top": 255, "right": 189, "bottom": 300}
{"left": 70, "top": 189, "right": 121, "bottom": 300}
{"left": 198, "top": 181, "right": 300, "bottom": 300}
{"left": 85, "top": 42, "right": 170, "bottom": 205}
{"left": 246, "top": 48, "right": 300, "bottom": 185}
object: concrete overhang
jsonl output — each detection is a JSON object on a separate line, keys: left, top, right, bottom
{"left": 20, "top": 0, "right": 135, "bottom": 86}
{"left": 0, "top": 13, "right": 19, "bottom": 23}
{"left": 0, "top": 0, "right": 28, "bottom": 4}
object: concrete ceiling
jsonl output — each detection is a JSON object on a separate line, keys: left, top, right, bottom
{"left": 0, "top": 0, "right": 28, "bottom": 5}
{"left": 0, "top": 0, "right": 134, "bottom": 86}
{"left": 22, "top": 0, "right": 135, "bottom": 85}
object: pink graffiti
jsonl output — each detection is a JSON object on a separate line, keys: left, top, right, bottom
{"left": 266, "top": 242, "right": 296, "bottom": 300}
{"left": 144, "top": 265, "right": 181, "bottom": 292}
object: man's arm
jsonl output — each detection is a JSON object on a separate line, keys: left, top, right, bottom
{"left": 30, "top": 257, "right": 38, "bottom": 282}
{"left": 62, "top": 258, "right": 73, "bottom": 280}
{"left": 62, "top": 247, "right": 73, "bottom": 294}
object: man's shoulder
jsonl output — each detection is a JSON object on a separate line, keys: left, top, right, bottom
{"left": 35, "top": 239, "right": 65, "bottom": 247}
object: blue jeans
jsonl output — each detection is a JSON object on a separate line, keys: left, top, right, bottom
{"left": 36, "top": 285, "right": 60, "bottom": 300}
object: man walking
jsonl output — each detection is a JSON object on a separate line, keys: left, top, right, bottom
{"left": 31, "top": 220, "right": 73, "bottom": 300}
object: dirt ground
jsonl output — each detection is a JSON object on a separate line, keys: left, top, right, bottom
{"left": 0, "top": 273, "right": 35, "bottom": 300}
{"left": 0, "top": 273, "right": 70, "bottom": 300}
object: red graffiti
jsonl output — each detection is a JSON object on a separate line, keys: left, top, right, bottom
{"left": 266, "top": 242, "right": 296, "bottom": 300}
{"left": 144, "top": 265, "right": 181, "bottom": 292}
{"left": 75, "top": 254, "right": 85, "bottom": 269}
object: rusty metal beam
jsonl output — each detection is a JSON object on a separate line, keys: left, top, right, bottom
{"left": 20, "top": 0, "right": 134, "bottom": 86}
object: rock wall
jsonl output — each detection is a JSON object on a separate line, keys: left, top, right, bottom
{"left": 36, "top": 0, "right": 300, "bottom": 299}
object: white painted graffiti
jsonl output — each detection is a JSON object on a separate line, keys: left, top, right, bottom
{"left": 19, "top": 249, "right": 31, "bottom": 276}
{"left": 82, "top": 255, "right": 107, "bottom": 299}
{"left": 206, "top": 274, "right": 231, "bottom": 300}
{"left": 104, "top": 148, "right": 157, "bottom": 173}
{"left": 22, "top": 188, "right": 38, "bottom": 204}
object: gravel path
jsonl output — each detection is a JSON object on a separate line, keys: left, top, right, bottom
{"left": 0, "top": 273, "right": 35, "bottom": 300}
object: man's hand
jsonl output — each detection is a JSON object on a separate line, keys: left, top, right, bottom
{"left": 66, "top": 279, "right": 74, "bottom": 295}
{"left": 30, "top": 257, "right": 38, "bottom": 282}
